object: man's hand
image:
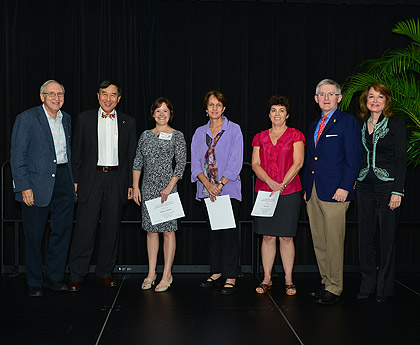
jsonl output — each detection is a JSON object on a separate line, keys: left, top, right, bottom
{"left": 332, "top": 188, "right": 348, "bottom": 202}
{"left": 22, "top": 189, "right": 34, "bottom": 206}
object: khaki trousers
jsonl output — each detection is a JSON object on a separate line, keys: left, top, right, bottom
{"left": 307, "top": 184, "right": 349, "bottom": 296}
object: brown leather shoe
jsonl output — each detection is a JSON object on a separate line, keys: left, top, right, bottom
{"left": 68, "top": 281, "right": 81, "bottom": 292}
{"left": 96, "top": 277, "right": 118, "bottom": 288}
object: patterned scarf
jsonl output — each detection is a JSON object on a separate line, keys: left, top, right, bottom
{"left": 203, "top": 130, "right": 225, "bottom": 195}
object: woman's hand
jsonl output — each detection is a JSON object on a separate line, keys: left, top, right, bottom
{"left": 204, "top": 181, "right": 222, "bottom": 202}
{"left": 133, "top": 187, "right": 141, "bottom": 206}
{"left": 389, "top": 194, "right": 402, "bottom": 210}
{"left": 266, "top": 179, "right": 286, "bottom": 196}
{"left": 160, "top": 185, "right": 174, "bottom": 203}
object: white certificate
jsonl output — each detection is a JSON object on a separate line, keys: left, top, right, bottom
{"left": 145, "top": 192, "right": 185, "bottom": 225}
{"left": 251, "top": 191, "right": 280, "bottom": 217}
{"left": 204, "top": 195, "right": 236, "bottom": 230}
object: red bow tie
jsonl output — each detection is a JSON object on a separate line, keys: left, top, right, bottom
{"left": 102, "top": 112, "right": 115, "bottom": 119}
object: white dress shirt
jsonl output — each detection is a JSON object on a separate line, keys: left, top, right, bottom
{"left": 97, "top": 108, "right": 119, "bottom": 166}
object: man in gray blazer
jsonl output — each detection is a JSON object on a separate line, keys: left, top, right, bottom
{"left": 10, "top": 80, "right": 76, "bottom": 297}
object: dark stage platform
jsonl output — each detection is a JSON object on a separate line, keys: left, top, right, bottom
{"left": 1, "top": 272, "right": 419, "bottom": 345}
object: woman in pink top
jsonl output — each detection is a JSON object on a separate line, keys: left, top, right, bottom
{"left": 252, "top": 95, "right": 305, "bottom": 295}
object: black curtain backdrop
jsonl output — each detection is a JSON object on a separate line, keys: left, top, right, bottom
{"left": 1, "top": 0, "right": 420, "bottom": 271}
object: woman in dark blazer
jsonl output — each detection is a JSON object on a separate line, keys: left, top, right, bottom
{"left": 356, "top": 82, "right": 406, "bottom": 303}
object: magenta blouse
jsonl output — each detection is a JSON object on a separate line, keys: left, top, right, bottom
{"left": 252, "top": 127, "right": 305, "bottom": 195}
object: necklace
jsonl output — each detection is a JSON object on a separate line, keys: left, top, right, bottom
{"left": 369, "top": 116, "right": 378, "bottom": 126}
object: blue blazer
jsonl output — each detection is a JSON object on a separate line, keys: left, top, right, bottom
{"left": 10, "top": 105, "right": 76, "bottom": 207}
{"left": 303, "top": 108, "right": 361, "bottom": 202}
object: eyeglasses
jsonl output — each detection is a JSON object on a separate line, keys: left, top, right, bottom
{"left": 317, "top": 92, "right": 339, "bottom": 98}
{"left": 43, "top": 92, "right": 64, "bottom": 98}
{"left": 208, "top": 103, "right": 223, "bottom": 109}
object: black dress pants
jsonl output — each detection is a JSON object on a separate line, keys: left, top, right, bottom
{"left": 68, "top": 169, "right": 122, "bottom": 280}
{"left": 202, "top": 198, "right": 240, "bottom": 279}
{"left": 357, "top": 183, "right": 400, "bottom": 297}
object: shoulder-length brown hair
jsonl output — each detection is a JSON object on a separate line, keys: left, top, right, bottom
{"left": 359, "top": 82, "right": 394, "bottom": 121}
{"left": 150, "top": 97, "right": 174, "bottom": 122}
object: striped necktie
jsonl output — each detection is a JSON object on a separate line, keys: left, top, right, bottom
{"left": 316, "top": 116, "right": 328, "bottom": 144}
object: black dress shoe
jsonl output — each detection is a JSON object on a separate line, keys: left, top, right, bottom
{"left": 68, "top": 281, "right": 82, "bottom": 292}
{"left": 43, "top": 279, "right": 68, "bottom": 291}
{"left": 309, "top": 284, "right": 325, "bottom": 298}
{"left": 315, "top": 290, "right": 339, "bottom": 305}
{"left": 375, "top": 296, "right": 389, "bottom": 303}
{"left": 28, "top": 286, "right": 43, "bottom": 297}
{"left": 220, "top": 283, "right": 237, "bottom": 295}
{"left": 96, "top": 277, "right": 118, "bottom": 288}
{"left": 200, "top": 275, "right": 224, "bottom": 288}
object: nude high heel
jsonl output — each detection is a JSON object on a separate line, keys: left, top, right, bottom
{"left": 141, "top": 274, "right": 157, "bottom": 290}
{"left": 154, "top": 276, "right": 173, "bottom": 292}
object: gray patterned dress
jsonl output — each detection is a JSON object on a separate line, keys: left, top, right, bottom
{"left": 133, "top": 130, "right": 187, "bottom": 232}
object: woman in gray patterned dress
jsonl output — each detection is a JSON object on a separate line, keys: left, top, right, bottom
{"left": 132, "top": 97, "right": 187, "bottom": 292}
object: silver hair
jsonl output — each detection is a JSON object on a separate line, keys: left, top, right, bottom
{"left": 40, "top": 80, "right": 65, "bottom": 94}
{"left": 315, "top": 79, "right": 341, "bottom": 95}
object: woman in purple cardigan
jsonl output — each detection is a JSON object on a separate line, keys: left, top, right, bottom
{"left": 191, "top": 90, "right": 243, "bottom": 295}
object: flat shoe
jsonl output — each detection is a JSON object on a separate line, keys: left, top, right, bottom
{"left": 285, "top": 284, "right": 297, "bottom": 296}
{"left": 255, "top": 281, "right": 272, "bottom": 294}
{"left": 200, "top": 275, "right": 223, "bottom": 288}
{"left": 141, "top": 275, "right": 157, "bottom": 290}
{"left": 220, "top": 282, "right": 237, "bottom": 295}
{"left": 155, "top": 276, "right": 173, "bottom": 292}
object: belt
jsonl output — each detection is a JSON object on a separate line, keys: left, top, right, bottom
{"left": 96, "top": 166, "right": 119, "bottom": 172}
{"left": 57, "top": 163, "right": 68, "bottom": 168}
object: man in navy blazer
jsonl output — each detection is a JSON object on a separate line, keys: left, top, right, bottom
{"left": 10, "top": 80, "right": 76, "bottom": 297}
{"left": 303, "top": 79, "right": 361, "bottom": 304}
{"left": 67, "top": 80, "right": 136, "bottom": 291}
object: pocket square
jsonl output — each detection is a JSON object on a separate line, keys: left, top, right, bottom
{"left": 326, "top": 134, "right": 338, "bottom": 137}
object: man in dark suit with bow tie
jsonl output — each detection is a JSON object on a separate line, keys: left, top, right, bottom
{"left": 67, "top": 80, "right": 137, "bottom": 291}
{"left": 303, "top": 79, "right": 361, "bottom": 304}
{"left": 11, "top": 80, "right": 76, "bottom": 297}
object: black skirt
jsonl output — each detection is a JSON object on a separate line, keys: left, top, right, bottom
{"left": 254, "top": 191, "right": 301, "bottom": 237}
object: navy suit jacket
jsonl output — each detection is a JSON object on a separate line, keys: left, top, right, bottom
{"left": 71, "top": 109, "right": 137, "bottom": 205}
{"left": 303, "top": 108, "right": 361, "bottom": 202}
{"left": 10, "top": 105, "right": 76, "bottom": 207}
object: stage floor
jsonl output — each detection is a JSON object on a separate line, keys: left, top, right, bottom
{"left": 1, "top": 272, "right": 419, "bottom": 345}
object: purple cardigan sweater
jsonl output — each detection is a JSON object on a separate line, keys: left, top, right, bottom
{"left": 191, "top": 117, "right": 243, "bottom": 201}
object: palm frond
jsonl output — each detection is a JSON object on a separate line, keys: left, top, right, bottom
{"left": 392, "top": 18, "right": 420, "bottom": 46}
{"left": 406, "top": 128, "right": 420, "bottom": 167}
{"left": 342, "top": 18, "right": 420, "bottom": 166}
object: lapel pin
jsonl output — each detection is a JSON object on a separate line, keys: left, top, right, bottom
{"left": 123, "top": 121, "right": 126, "bottom": 124}
{"left": 334, "top": 119, "right": 336, "bottom": 122}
